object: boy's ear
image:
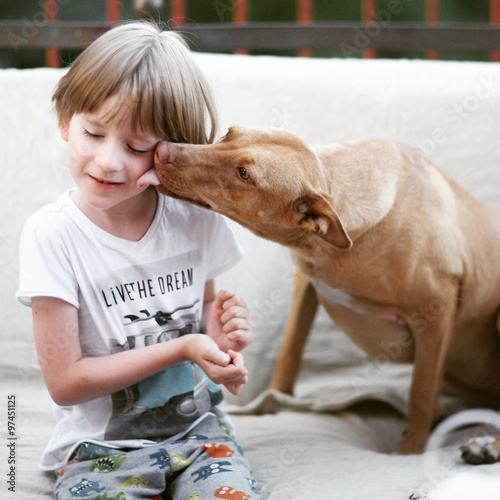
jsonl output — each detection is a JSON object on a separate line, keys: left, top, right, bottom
{"left": 59, "top": 121, "right": 69, "bottom": 142}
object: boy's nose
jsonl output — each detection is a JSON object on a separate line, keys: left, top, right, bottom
{"left": 95, "top": 142, "right": 123, "bottom": 172}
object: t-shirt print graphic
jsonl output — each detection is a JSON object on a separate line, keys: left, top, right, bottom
{"left": 104, "top": 301, "right": 223, "bottom": 441}
{"left": 123, "top": 299, "right": 200, "bottom": 345}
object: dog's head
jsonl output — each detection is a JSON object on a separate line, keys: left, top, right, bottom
{"left": 139, "top": 126, "right": 351, "bottom": 249}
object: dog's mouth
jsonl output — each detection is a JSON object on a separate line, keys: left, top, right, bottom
{"left": 159, "top": 187, "right": 212, "bottom": 210}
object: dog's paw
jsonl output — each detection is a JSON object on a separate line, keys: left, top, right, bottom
{"left": 460, "top": 436, "right": 500, "bottom": 465}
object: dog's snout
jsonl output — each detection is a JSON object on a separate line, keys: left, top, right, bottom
{"left": 155, "top": 142, "right": 172, "bottom": 164}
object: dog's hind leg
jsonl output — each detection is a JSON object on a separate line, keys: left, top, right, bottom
{"left": 269, "top": 268, "right": 319, "bottom": 394}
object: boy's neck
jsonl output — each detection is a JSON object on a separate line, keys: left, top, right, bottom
{"left": 71, "top": 187, "right": 159, "bottom": 241}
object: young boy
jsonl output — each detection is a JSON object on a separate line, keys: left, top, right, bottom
{"left": 17, "top": 21, "right": 260, "bottom": 499}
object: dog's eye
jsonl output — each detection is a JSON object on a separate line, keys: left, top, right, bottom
{"left": 238, "top": 167, "right": 250, "bottom": 180}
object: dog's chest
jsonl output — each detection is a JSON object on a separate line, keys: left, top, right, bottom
{"left": 311, "top": 279, "right": 404, "bottom": 324}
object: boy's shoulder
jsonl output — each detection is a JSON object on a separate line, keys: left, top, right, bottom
{"left": 29, "top": 189, "right": 73, "bottom": 215}
{"left": 23, "top": 189, "right": 79, "bottom": 236}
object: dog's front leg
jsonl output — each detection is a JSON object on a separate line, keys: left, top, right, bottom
{"left": 269, "top": 268, "right": 319, "bottom": 394}
{"left": 397, "top": 303, "right": 457, "bottom": 454}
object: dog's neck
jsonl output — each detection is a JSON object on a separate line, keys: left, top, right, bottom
{"left": 313, "top": 144, "right": 399, "bottom": 240}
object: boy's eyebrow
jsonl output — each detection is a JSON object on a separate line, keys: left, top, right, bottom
{"left": 82, "top": 115, "right": 109, "bottom": 129}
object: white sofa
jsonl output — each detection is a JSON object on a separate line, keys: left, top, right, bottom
{"left": 2, "top": 53, "right": 500, "bottom": 499}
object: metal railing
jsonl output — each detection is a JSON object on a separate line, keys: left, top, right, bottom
{"left": 1, "top": 0, "right": 499, "bottom": 66}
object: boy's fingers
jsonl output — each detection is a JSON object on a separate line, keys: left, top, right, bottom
{"left": 227, "top": 383, "right": 243, "bottom": 395}
{"left": 228, "top": 350, "right": 247, "bottom": 373}
{"left": 221, "top": 307, "right": 250, "bottom": 326}
{"left": 222, "top": 293, "right": 247, "bottom": 312}
{"left": 204, "top": 349, "right": 231, "bottom": 367}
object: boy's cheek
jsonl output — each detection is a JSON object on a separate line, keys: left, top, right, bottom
{"left": 67, "top": 144, "right": 88, "bottom": 165}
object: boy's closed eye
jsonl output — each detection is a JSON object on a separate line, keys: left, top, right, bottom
{"left": 127, "top": 144, "right": 151, "bottom": 156}
{"left": 82, "top": 127, "right": 152, "bottom": 156}
{"left": 82, "top": 128, "right": 102, "bottom": 140}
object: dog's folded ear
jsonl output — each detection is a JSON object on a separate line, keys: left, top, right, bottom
{"left": 294, "top": 194, "right": 352, "bottom": 249}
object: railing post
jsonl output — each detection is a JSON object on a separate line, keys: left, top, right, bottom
{"left": 170, "top": 0, "right": 185, "bottom": 27}
{"left": 426, "top": 0, "right": 439, "bottom": 59}
{"left": 45, "top": 0, "right": 59, "bottom": 67}
{"left": 297, "top": 0, "right": 312, "bottom": 57}
{"left": 491, "top": 0, "right": 500, "bottom": 61}
{"left": 107, "top": 0, "right": 121, "bottom": 23}
{"left": 234, "top": 0, "right": 249, "bottom": 54}
{"left": 362, "top": 0, "right": 376, "bottom": 58}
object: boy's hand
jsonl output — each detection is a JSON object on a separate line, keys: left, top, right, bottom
{"left": 223, "top": 350, "right": 248, "bottom": 395}
{"left": 205, "top": 290, "right": 253, "bottom": 352}
{"left": 183, "top": 335, "right": 248, "bottom": 395}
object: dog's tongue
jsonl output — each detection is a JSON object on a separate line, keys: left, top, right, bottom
{"left": 137, "top": 168, "right": 160, "bottom": 188}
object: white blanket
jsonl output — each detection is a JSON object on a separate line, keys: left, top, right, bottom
{"left": 2, "top": 54, "right": 500, "bottom": 499}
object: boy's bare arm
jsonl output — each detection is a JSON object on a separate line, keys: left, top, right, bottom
{"left": 32, "top": 296, "right": 247, "bottom": 406}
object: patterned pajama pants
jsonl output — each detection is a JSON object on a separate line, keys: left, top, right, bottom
{"left": 54, "top": 414, "right": 260, "bottom": 500}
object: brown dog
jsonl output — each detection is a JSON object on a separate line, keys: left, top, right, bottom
{"left": 142, "top": 126, "right": 500, "bottom": 454}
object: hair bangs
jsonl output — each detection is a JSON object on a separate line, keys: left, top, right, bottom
{"left": 121, "top": 36, "right": 218, "bottom": 145}
{"left": 53, "top": 21, "right": 218, "bottom": 145}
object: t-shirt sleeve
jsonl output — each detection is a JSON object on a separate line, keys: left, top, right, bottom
{"left": 16, "top": 213, "right": 79, "bottom": 308}
{"left": 204, "top": 213, "right": 243, "bottom": 280}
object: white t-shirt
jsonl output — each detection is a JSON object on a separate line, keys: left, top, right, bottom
{"left": 17, "top": 189, "right": 243, "bottom": 470}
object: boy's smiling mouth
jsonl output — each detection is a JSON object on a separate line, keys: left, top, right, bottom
{"left": 89, "top": 174, "right": 123, "bottom": 186}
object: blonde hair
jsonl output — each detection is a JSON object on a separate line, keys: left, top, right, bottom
{"left": 53, "top": 21, "right": 218, "bottom": 144}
